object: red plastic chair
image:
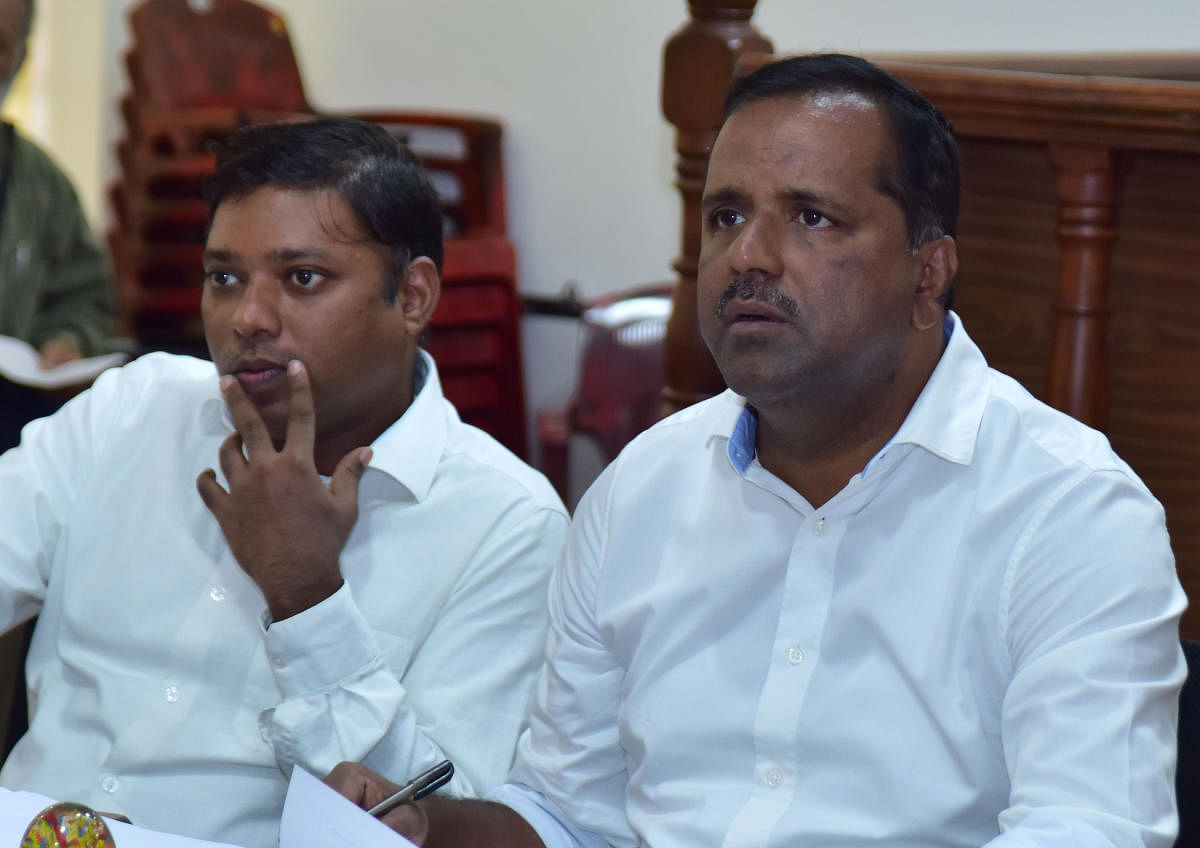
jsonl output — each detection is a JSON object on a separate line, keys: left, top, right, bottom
{"left": 537, "top": 283, "right": 674, "bottom": 503}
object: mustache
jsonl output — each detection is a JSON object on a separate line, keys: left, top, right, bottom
{"left": 714, "top": 277, "right": 799, "bottom": 320}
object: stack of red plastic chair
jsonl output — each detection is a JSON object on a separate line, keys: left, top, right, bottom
{"left": 108, "top": 0, "right": 527, "bottom": 457}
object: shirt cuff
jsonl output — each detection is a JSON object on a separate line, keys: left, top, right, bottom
{"left": 261, "top": 582, "right": 383, "bottom": 697}
{"left": 487, "top": 782, "right": 604, "bottom": 848}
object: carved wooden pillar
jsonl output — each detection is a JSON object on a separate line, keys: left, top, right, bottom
{"left": 659, "top": 1, "right": 772, "bottom": 414}
{"left": 1046, "top": 143, "right": 1119, "bottom": 431}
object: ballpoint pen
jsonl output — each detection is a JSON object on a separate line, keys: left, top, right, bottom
{"left": 368, "top": 759, "right": 454, "bottom": 818}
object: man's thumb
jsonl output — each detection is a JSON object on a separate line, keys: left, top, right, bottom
{"left": 331, "top": 446, "right": 372, "bottom": 504}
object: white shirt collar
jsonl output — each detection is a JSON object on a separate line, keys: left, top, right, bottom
{"left": 203, "top": 348, "right": 447, "bottom": 502}
{"left": 885, "top": 311, "right": 988, "bottom": 467}
{"left": 368, "top": 349, "right": 446, "bottom": 501}
{"left": 708, "top": 311, "right": 989, "bottom": 474}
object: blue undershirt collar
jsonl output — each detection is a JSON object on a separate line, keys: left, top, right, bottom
{"left": 725, "top": 315, "right": 956, "bottom": 474}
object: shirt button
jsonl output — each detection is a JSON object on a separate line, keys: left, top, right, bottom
{"left": 209, "top": 586, "right": 226, "bottom": 602}
{"left": 813, "top": 517, "right": 827, "bottom": 536}
{"left": 271, "top": 655, "right": 286, "bottom": 668}
{"left": 165, "top": 685, "right": 179, "bottom": 703}
{"left": 101, "top": 776, "right": 118, "bottom": 793}
{"left": 766, "top": 768, "right": 784, "bottom": 788}
{"left": 787, "top": 646, "right": 805, "bottom": 665}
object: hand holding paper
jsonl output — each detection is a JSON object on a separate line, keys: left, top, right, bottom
{"left": 0, "top": 334, "right": 126, "bottom": 390}
{"left": 281, "top": 767, "right": 420, "bottom": 848}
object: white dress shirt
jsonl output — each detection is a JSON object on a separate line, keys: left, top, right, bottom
{"left": 492, "top": 314, "right": 1185, "bottom": 848}
{"left": 0, "top": 349, "right": 567, "bottom": 848}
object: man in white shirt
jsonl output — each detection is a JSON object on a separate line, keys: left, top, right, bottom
{"left": 329, "top": 54, "right": 1185, "bottom": 847}
{"left": 0, "top": 118, "right": 567, "bottom": 848}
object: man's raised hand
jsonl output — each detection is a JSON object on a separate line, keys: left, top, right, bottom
{"left": 196, "top": 359, "right": 371, "bottom": 621}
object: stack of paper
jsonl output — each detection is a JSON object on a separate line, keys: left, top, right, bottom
{"left": 0, "top": 335, "right": 127, "bottom": 390}
{"left": 281, "top": 767, "right": 420, "bottom": 847}
{"left": 0, "top": 769, "right": 418, "bottom": 848}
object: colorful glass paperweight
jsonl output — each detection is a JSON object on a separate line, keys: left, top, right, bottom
{"left": 20, "top": 802, "right": 115, "bottom": 848}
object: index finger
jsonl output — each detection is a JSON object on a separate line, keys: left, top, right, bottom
{"left": 324, "top": 761, "right": 399, "bottom": 806}
{"left": 284, "top": 359, "right": 316, "bottom": 456}
{"left": 220, "top": 374, "right": 274, "bottom": 456}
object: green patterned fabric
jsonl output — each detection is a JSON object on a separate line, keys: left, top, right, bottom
{"left": 0, "top": 124, "right": 112, "bottom": 355}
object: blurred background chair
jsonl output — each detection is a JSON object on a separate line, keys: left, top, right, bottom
{"left": 536, "top": 283, "right": 673, "bottom": 506}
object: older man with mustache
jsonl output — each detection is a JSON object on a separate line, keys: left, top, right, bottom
{"left": 331, "top": 53, "right": 1184, "bottom": 848}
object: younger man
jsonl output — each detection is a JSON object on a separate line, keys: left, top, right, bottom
{"left": 0, "top": 119, "right": 567, "bottom": 848}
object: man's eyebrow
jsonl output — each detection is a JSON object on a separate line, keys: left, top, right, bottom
{"left": 201, "top": 247, "right": 333, "bottom": 264}
{"left": 267, "top": 248, "right": 333, "bottom": 262}
{"left": 701, "top": 187, "right": 748, "bottom": 209}
{"left": 202, "top": 248, "right": 236, "bottom": 264}
{"left": 777, "top": 188, "right": 852, "bottom": 219}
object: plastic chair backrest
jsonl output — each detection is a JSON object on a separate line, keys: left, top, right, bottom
{"left": 127, "top": 0, "right": 309, "bottom": 112}
{"left": 571, "top": 284, "right": 674, "bottom": 461}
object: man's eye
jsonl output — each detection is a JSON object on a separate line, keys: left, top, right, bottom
{"left": 798, "top": 209, "right": 833, "bottom": 229}
{"left": 710, "top": 209, "right": 744, "bottom": 229}
{"left": 291, "top": 270, "right": 324, "bottom": 287}
{"left": 205, "top": 270, "right": 237, "bottom": 287}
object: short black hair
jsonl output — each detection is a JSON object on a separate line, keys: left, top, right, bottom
{"left": 723, "top": 53, "right": 960, "bottom": 253}
{"left": 204, "top": 118, "right": 443, "bottom": 303}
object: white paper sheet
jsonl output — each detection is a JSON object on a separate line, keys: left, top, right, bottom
{"left": 0, "top": 787, "right": 245, "bottom": 847}
{"left": 0, "top": 334, "right": 127, "bottom": 389}
{"left": 280, "top": 766, "right": 419, "bottom": 848}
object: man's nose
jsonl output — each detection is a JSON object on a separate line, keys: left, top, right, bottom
{"left": 231, "top": 279, "right": 282, "bottom": 339}
{"left": 730, "top": 216, "right": 784, "bottom": 278}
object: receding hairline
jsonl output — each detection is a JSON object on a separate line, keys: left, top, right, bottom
{"left": 715, "top": 90, "right": 908, "bottom": 215}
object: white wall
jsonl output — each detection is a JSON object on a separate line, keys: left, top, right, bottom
{"left": 12, "top": 0, "right": 106, "bottom": 226}
{"left": 189, "top": 0, "right": 1200, "bottom": 307}
{"left": 757, "top": 0, "right": 1200, "bottom": 54}
{"left": 35, "top": 0, "right": 1200, "bottom": 468}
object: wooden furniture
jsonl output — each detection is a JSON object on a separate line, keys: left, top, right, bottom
{"left": 870, "top": 57, "right": 1200, "bottom": 637}
{"left": 108, "top": 0, "right": 526, "bottom": 457}
{"left": 658, "top": 3, "right": 1200, "bottom": 635}
{"left": 659, "top": 0, "right": 771, "bottom": 413}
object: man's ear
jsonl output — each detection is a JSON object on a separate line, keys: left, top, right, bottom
{"left": 911, "top": 235, "right": 958, "bottom": 332}
{"left": 400, "top": 256, "right": 441, "bottom": 337}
